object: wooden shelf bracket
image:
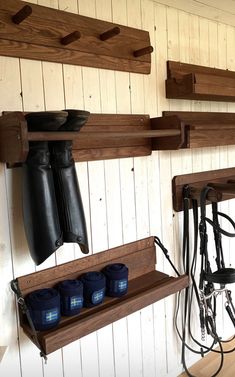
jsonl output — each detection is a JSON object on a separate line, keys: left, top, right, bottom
{"left": 14, "top": 237, "right": 188, "bottom": 355}
{"left": 166, "top": 61, "right": 235, "bottom": 102}
{"left": 0, "top": 0, "right": 153, "bottom": 74}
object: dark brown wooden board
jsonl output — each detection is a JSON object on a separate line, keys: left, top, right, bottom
{"left": 166, "top": 61, "right": 235, "bottom": 102}
{"left": 0, "top": 112, "right": 183, "bottom": 165}
{"left": 16, "top": 237, "right": 188, "bottom": 354}
{"left": 162, "top": 111, "right": 235, "bottom": 149}
{"left": 172, "top": 168, "right": 235, "bottom": 212}
{"left": 0, "top": 0, "right": 153, "bottom": 74}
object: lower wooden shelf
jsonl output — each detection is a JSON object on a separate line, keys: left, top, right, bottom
{"left": 16, "top": 236, "right": 188, "bottom": 355}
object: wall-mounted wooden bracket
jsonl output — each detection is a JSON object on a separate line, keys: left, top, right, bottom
{"left": 172, "top": 168, "right": 235, "bottom": 212}
{"left": 0, "top": 112, "right": 183, "bottom": 166}
{"left": 159, "top": 111, "right": 235, "bottom": 149}
{"left": 0, "top": 0, "right": 153, "bottom": 74}
{"left": 166, "top": 61, "right": 235, "bottom": 102}
{"left": 15, "top": 237, "right": 188, "bottom": 355}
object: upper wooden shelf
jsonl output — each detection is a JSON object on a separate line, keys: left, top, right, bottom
{"left": 0, "top": 112, "right": 183, "bottom": 165}
{"left": 0, "top": 0, "right": 153, "bottom": 74}
{"left": 166, "top": 61, "right": 235, "bottom": 102}
{"left": 15, "top": 236, "right": 188, "bottom": 355}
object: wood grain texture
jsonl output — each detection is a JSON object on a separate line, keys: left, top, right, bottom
{"left": 178, "top": 337, "right": 235, "bottom": 377}
{"left": 16, "top": 236, "right": 188, "bottom": 354}
{"left": 0, "top": 0, "right": 152, "bottom": 73}
{"left": 172, "top": 167, "right": 235, "bottom": 211}
{"left": 162, "top": 111, "right": 235, "bottom": 149}
{"left": 166, "top": 60, "right": 235, "bottom": 101}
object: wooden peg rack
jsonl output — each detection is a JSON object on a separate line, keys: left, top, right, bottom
{"left": 172, "top": 167, "right": 235, "bottom": 212}
{"left": 166, "top": 61, "right": 235, "bottom": 102}
{"left": 0, "top": 0, "right": 153, "bottom": 74}
{"left": 0, "top": 112, "right": 184, "bottom": 166}
{"left": 15, "top": 236, "right": 188, "bottom": 355}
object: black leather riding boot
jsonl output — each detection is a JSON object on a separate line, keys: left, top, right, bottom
{"left": 22, "top": 112, "right": 67, "bottom": 265}
{"left": 50, "top": 110, "right": 90, "bottom": 254}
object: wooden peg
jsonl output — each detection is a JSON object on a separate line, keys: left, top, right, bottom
{"left": 61, "top": 31, "right": 81, "bottom": 46}
{"left": 189, "top": 187, "right": 222, "bottom": 203}
{"left": 133, "top": 46, "right": 154, "bottom": 57}
{"left": 100, "top": 27, "right": 121, "bottom": 41}
{"left": 12, "top": 5, "right": 32, "bottom": 24}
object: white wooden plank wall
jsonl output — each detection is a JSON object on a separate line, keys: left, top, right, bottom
{"left": 0, "top": 0, "right": 235, "bottom": 376}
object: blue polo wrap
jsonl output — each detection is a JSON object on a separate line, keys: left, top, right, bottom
{"left": 103, "top": 263, "right": 129, "bottom": 297}
{"left": 81, "top": 271, "right": 106, "bottom": 307}
{"left": 26, "top": 288, "right": 60, "bottom": 331}
{"left": 58, "top": 279, "right": 83, "bottom": 316}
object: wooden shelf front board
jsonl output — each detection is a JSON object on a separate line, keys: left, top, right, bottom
{"left": 0, "top": 0, "right": 152, "bottom": 74}
{"left": 16, "top": 237, "right": 188, "bottom": 354}
{"left": 166, "top": 61, "right": 235, "bottom": 102}
{"left": 162, "top": 111, "right": 235, "bottom": 149}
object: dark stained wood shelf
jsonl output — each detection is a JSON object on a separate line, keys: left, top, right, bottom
{"left": 3, "top": 110, "right": 235, "bottom": 164}
{"left": 166, "top": 61, "right": 235, "bottom": 102}
{"left": 0, "top": 0, "right": 153, "bottom": 74}
{"left": 156, "top": 111, "right": 235, "bottom": 149}
{"left": 15, "top": 237, "right": 188, "bottom": 355}
{"left": 172, "top": 167, "right": 235, "bottom": 212}
{"left": 0, "top": 112, "right": 184, "bottom": 165}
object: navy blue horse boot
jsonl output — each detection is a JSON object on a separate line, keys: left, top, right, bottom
{"left": 50, "top": 109, "right": 90, "bottom": 254}
{"left": 22, "top": 111, "right": 67, "bottom": 265}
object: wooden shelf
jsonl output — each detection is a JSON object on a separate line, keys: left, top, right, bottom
{"left": 154, "top": 111, "right": 235, "bottom": 149}
{"left": 0, "top": 112, "right": 184, "bottom": 165}
{"left": 166, "top": 61, "right": 235, "bottom": 102}
{"left": 15, "top": 237, "right": 188, "bottom": 355}
{"left": 0, "top": 0, "right": 153, "bottom": 74}
{"left": 172, "top": 167, "right": 235, "bottom": 212}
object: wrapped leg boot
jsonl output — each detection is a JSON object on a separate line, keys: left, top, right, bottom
{"left": 50, "top": 110, "right": 90, "bottom": 254}
{"left": 22, "top": 111, "right": 68, "bottom": 265}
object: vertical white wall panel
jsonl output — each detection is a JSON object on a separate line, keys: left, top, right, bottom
{"left": 0, "top": 0, "right": 235, "bottom": 376}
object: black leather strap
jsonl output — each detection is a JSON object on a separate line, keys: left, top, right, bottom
{"left": 10, "top": 279, "right": 47, "bottom": 361}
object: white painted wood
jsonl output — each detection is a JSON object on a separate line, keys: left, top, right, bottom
{"left": 151, "top": 0, "right": 235, "bottom": 28}
{"left": 195, "top": 0, "right": 235, "bottom": 14}
{"left": 0, "top": 347, "right": 7, "bottom": 362}
{"left": 0, "top": 56, "right": 22, "bottom": 377}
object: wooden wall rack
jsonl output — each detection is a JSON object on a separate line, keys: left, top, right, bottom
{"left": 166, "top": 61, "right": 235, "bottom": 102}
{"left": 157, "top": 111, "right": 235, "bottom": 149}
{"left": 15, "top": 236, "right": 188, "bottom": 355}
{"left": 172, "top": 167, "right": 235, "bottom": 212}
{"left": 0, "top": 0, "right": 153, "bottom": 74}
{"left": 0, "top": 112, "right": 184, "bottom": 165}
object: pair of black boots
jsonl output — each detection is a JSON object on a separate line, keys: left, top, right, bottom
{"left": 23, "top": 110, "right": 90, "bottom": 265}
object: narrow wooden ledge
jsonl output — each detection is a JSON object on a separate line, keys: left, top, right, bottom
{"left": 166, "top": 61, "right": 235, "bottom": 102}
{"left": 16, "top": 237, "right": 188, "bottom": 355}
{"left": 160, "top": 111, "right": 235, "bottom": 149}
